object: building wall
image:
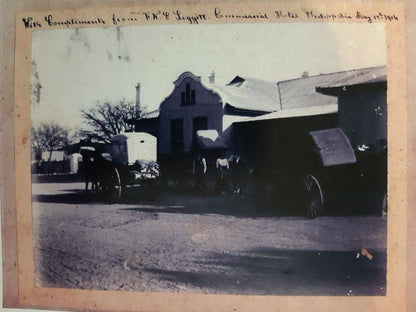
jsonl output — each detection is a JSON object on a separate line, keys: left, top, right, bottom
{"left": 338, "top": 88, "right": 387, "bottom": 148}
{"left": 159, "top": 76, "right": 222, "bottom": 155}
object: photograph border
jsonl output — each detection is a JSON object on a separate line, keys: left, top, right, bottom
{"left": 1, "top": 1, "right": 410, "bottom": 311}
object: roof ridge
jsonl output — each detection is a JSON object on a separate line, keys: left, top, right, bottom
{"left": 277, "top": 65, "right": 386, "bottom": 85}
{"left": 227, "top": 75, "right": 281, "bottom": 86}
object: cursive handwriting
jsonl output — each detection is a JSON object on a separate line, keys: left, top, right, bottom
{"left": 44, "top": 15, "right": 106, "bottom": 27}
{"left": 22, "top": 17, "right": 42, "bottom": 28}
{"left": 275, "top": 10, "right": 298, "bottom": 19}
{"left": 301, "top": 9, "right": 398, "bottom": 23}
{"left": 112, "top": 14, "right": 138, "bottom": 25}
{"left": 20, "top": 7, "right": 400, "bottom": 30}
{"left": 142, "top": 10, "right": 170, "bottom": 21}
{"left": 214, "top": 7, "right": 269, "bottom": 20}
{"left": 302, "top": 10, "right": 352, "bottom": 21}
{"left": 172, "top": 10, "right": 207, "bottom": 24}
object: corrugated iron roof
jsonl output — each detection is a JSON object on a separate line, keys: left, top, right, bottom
{"left": 278, "top": 75, "right": 339, "bottom": 110}
{"left": 216, "top": 66, "right": 386, "bottom": 113}
{"left": 213, "top": 78, "right": 280, "bottom": 113}
{"left": 316, "top": 65, "right": 386, "bottom": 89}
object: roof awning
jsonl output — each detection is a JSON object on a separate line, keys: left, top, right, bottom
{"left": 309, "top": 128, "right": 356, "bottom": 167}
{"left": 196, "top": 130, "right": 228, "bottom": 150}
{"left": 239, "top": 105, "right": 338, "bottom": 123}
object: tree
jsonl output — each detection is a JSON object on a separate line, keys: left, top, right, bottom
{"left": 31, "top": 123, "right": 69, "bottom": 161}
{"left": 80, "top": 100, "right": 138, "bottom": 143}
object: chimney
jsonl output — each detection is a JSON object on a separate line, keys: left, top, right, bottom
{"left": 209, "top": 71, "right": 215, "bottom": 84}
{"left": 301, "top": 71, "right": 309, "bottom": 78}
{"left": 135, "top": 83, "right": 141, "bottom": 118}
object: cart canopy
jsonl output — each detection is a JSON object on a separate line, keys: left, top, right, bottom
{"left": 111, "top": 132, "right": 157, "bottom": 165}
{"left": 309, "top": 128, "right": 356, "bottom": 167}
{"left": 196, "top": 130, "right": 228, "bottom": 150}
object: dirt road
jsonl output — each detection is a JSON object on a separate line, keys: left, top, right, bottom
{"left": 32, "top": 178, "right": 387, "bottom": 295}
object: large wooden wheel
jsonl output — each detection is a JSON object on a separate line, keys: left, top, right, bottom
{"left": 302, "top": 174, "right": 324, "bottom": 218}
{"left": 105, "top": 167, "right": 122, "bottom": 203}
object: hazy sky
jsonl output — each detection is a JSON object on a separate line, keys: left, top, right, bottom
{"left": 31, "top": 22, "right": 386, "bottom": 129}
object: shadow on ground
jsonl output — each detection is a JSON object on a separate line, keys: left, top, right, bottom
{"left": 32, "top": 174, "right": 84, "bottom": 184}
{"left": 32, "top": 192, "right": 96, "bottom": 205}
{"left": 32, "top": 174, "right": 383, "bottom": 217}
{"left": 145, "top": 247, "right": 386, "bottom": 296}
{"left": 121, "top": 193, "right": 304, "bottom": 218}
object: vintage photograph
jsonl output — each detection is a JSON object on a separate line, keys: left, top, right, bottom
{"left": 31, "top": 22, "right": 387, "bottom": 295}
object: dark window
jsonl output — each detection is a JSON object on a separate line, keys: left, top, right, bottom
{"left": 191, "top": 90, "right": 196, "bottom": 105}
{"left": 181, "top": 83, "right": 196, "bottom": 106}
{"left": 181, "top": 92, "right": 186, "bottom": 106}
{"left": 170, "top": 119, "right": 184, "bottom": 153}
{"left": 192, "top": 116, "right": 208, "bottom": 149}
{"left": 186, "top": 83, "right": 190, "bottom": 104}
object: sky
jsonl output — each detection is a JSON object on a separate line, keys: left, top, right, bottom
{"left": 31, "top": 22, "right": 386, "bottom": 130}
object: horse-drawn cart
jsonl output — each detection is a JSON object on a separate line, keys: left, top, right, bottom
{"left": 83, "top": 132, "right": 159, "bottom": 202}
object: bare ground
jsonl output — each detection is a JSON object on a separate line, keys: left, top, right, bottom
{"left": 32, "top": 180, "right": 387, "bottom": 295}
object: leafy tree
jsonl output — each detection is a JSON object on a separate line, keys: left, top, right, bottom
{"left": 80, "top": 100, "right": 140, "bottom": 143}
{"left": 31, "top": 123, "right": 69, "bottom": 161}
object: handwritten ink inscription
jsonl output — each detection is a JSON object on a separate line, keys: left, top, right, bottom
{"left": 275, "top": 11, "right": 298, "bottom": 19}
{"left": 20, "top": 7, "right": 400, "bottom": 29}
{"left": 133, "top": 10, "right": 207, "bottom": 24}
{"left": 22, "top": 17, "right": 42, "bottom": 28}
{"left": 302, "top": 10, "right": 352, "bottom": 21}
{"left": 172, "top": 11, "right": 208, "bottom": 24}
{"left": 142, "top": 10, "right": 170, "bottom": 21}
{"left": 214, "top": 7, "right": 269, "bottom": 20}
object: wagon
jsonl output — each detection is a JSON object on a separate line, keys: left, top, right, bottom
{"left": 91, "top": 132, "right": 159, "bottom": 202}
{"left": 232, "top": 103, "right": 386, "bottom": 218}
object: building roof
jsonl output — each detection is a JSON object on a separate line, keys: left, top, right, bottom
{"left": 141, "top": 109, "right": 160, "bottom": 119}
{"left": 317, "top": 65, "right": 386, "bottom": 89}
{"left": 277, "top": 74, "right": 340, "bottom": 110}
{"left": 213, "top": 77, "right": 280, "bottom": 113}
{"left": 214, "top": 66, "right": 386, "bottom": 114}
{"left": 173, "top": 71, "right": 202, "bottom": 87}
{"left": 276, "top": 67, "right": 385, "bottom": 110}
{"left": 315, "top": 65, "right": 386, "bottom": 95}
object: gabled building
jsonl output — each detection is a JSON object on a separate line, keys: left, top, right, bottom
{"left": 158, "top": 72, "right": 224, "bottom": 155}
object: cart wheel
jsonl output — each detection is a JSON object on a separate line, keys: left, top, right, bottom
{"left": 107, "top": 167, "right": 122, "bottom": 203}
{"left": 302, "top": 174, "right": 323, "bottom": 218}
